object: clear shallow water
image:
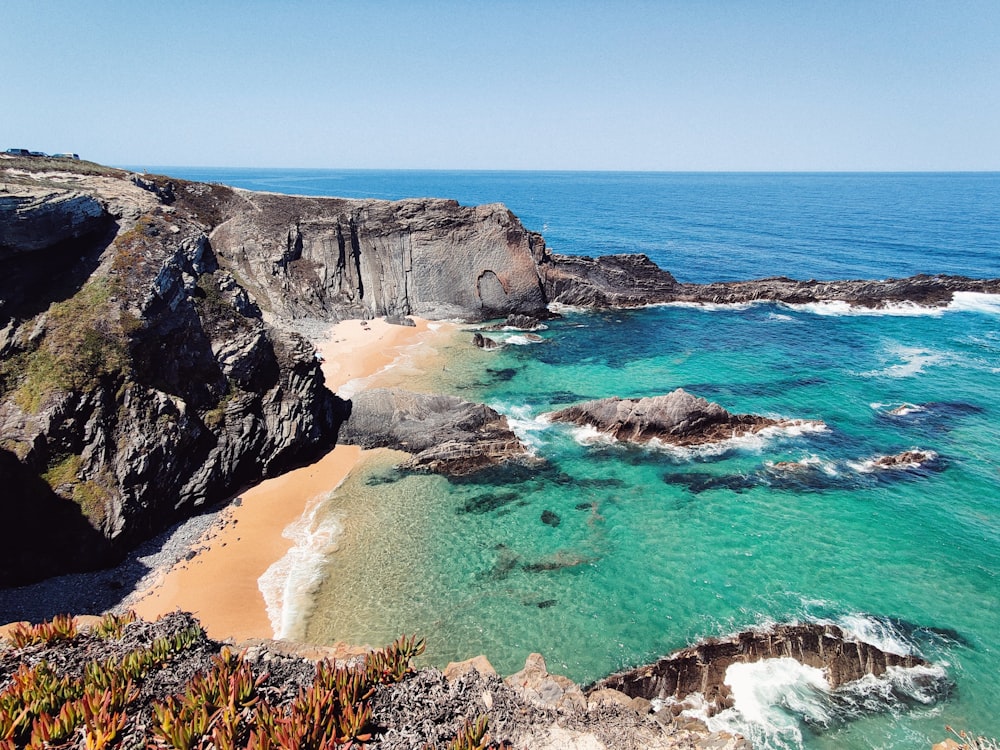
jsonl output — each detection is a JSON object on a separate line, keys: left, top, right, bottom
{"left": 154, "top": 168, "right": 999, "bottom": 749}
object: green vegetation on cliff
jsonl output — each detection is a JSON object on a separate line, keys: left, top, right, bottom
{"left": 0, "top": 614, "right": 501, "bottom": 750}
{"left": 0, "top": 280, "right": 130, "bottom": 414}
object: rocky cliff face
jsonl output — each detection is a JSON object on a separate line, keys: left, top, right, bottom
{"left": 0, "top": 165, "right": 346, "bottom": 585}
{"left": 3, "top": 157, "right": 1000, "bottom": 586}
{"left": 0, "top": 161, "right": 554, "bottom": 585}
{"left": 209, "top": 191, "right": 550, "bottom": 321}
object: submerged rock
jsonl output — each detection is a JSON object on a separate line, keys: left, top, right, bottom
{"left": 540, "top": 510, "right": 561, "bottom": 526}
{"left": 872, "top": 449, "right": 938, "bottom": 469}
{"left": 338, "top": 388, "right": 531, "bottom": 476}
{"left": 546, "top": 388, "right": 821, "bottom": 447}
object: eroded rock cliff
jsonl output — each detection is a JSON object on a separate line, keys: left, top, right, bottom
{"left": 210, "top": 191, "right": 550, "bottom": 321}
{"left": 3, "top": 156, "right": 1000, "bottom": 586}
{"left": 0, "top": 163, "right": 346, "bottom": 584}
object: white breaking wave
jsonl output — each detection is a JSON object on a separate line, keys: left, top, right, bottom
{"left": 569, "top": 423, "right": 620, "bottom": 447}
{"left": 568, "top": 421, "right": 827, "bottom": 457}
{"left": 704, "top": 658, "right": 833, "bottom": 750}
{"left": 697, "top": 656, "right": 949, "bottom": 750}
{"left": 862, "top": 345, "right": 949, "bottom": 379}
{"left": 948, "top": 291, "right": 1000, "bottom": 315}
{"left": 834, "top": 613, "right": 914, "bottom": 656}
{"left": 791, "top": 300, "right": 946, "bottom": 317}
{"left": 870, "top": 402, "right": 927, "bottom": 416}
{"left": 495, "top": 403, "right": 552, "bottom": 452}
{"left": 258, "top": 497, "right": 346, "bottom": 641}
{"left": 502, "top": 333, "right": 545, "bottom": 346}
{"left": 658, "top": 300, "right": 757, "bottom": 312}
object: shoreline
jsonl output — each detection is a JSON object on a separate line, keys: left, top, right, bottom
{"left": 122, "top": 316, "right": 456, "bottom": 642}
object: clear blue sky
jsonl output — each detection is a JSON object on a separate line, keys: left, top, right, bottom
{"left": 4, "top": 1, "right": 998, "bottom": 170}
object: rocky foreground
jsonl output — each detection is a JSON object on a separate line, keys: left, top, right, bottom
{"left": 1, "top": 611, "right": 948, "bottom": 750}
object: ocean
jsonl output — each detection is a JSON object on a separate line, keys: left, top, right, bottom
{"left": 152, "top": 168, "right": 1000, "bottom": 750}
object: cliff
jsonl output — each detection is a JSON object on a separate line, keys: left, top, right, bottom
{"left": 210, "top": 191, "right": 550, "bottom": 321}
{"left": 0, "top": 164, "right": 346, "bottom": 584}
{"left": 0, "top": 159, "right": 552, "bottom": 585}
{"left": 3, "top": 156, "right": 999, "bottom": 585}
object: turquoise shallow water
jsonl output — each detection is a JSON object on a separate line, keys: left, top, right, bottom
{"left": 154, "top": 168, "right": 1000, "bottom": 749}
{"left": 305, "top": 302, "right": 1000, "bottom": 749}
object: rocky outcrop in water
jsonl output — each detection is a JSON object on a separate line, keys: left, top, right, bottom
{"left": 545, "top": 388, "right": 821, "bottom": 447}
{"left": 539, "top": 252, "right": 1000, "bottom": 310}
{"left": 590, "top": 622, "right": 930, "bottom": 714}
{"left": 338, "top": 388, "right": 531, "bottom": 475}
{"left": 872, "top": 449, "right": 938, "bottom": 468}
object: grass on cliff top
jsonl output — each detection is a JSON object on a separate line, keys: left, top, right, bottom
{"left": 1, "top": 280, "right": 131, "bottom": 413}
{"left": 0, "top": 154, "right": 125, "bottom": 178}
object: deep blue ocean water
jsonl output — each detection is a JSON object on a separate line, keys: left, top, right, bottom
{"left": 152, "top": 168, "right": 999, "bottom": 750}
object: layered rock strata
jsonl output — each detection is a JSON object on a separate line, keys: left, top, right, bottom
{"left": 209, "top": 191, "right": 550, "bottom": 321}
{"left": 590, "top": 622, "right": 929, "bottom": 714}
{"left": 545, "top": 388, "right": 820, "bottom": 447}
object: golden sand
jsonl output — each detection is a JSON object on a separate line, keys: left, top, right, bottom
{"left": 130, "top": 317, "right": 450, "bottom": 642}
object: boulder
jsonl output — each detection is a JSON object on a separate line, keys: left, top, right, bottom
{"left": 338, "top": 388, "right": 530, "bottom": 475}
{"left": 473, "top": 332, "right": 501, "bottom": 349}
{"left": 873, "top": 449, "right": 937, "bottom": 469}
{"left": 546, "top": 388, "right": 821, "bottom": 447}
{"left": 505, "top": 652, "right": 587, "bottom": 713}
{"left": 443, "top": 654, "right": 497, "bottom": 682}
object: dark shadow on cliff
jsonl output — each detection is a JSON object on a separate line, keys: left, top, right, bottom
{"left": 0, "top": 222, "right": 116, "bottom": 328}
{"left": 0, "top": 447, "right": 115, "bottom": 589}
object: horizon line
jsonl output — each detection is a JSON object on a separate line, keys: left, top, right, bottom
{"left": 121, "top": 164, "right": 1000, "bottom": 176}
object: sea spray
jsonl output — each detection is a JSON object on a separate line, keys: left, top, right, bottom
{"left": 705, "top": 658, "right": 833, "bottom": 750}
{"left": 700, "top": 658, "right": 950, "bottom": 750}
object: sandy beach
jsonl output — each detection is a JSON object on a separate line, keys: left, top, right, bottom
{"left": 129, "top": 316, "right": 449, "bottom": 642}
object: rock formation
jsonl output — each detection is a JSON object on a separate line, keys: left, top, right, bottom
{"left": 337, "top": 388, "right": 531, "bottom": 475}
{"left": 589, "top": 622, "right": 930, "bottom": 714}
{"left": 872, "top": 449, "right": 938, "bottom": 469}
{"left": 209, "top": 191, "right": 550, "bottom": 321}
{"left": 538, "top": 252, "right": 1000, "bottom": 309}
{"left": 545, "top": 388, "right": 821, "bottom": 447}
{"left": 2, "top": 155, "right": 998, "bottom": 584}
{"left": 0, "top": 163, "right": 346, "bottom": 584}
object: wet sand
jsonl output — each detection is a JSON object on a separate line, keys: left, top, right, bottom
{"left": 129, "top": 316, "right": 450, "bottom": 642}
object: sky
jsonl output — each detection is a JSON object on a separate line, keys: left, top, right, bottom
{"left": 4, "top": 1, "right": 999, "bottom": 171}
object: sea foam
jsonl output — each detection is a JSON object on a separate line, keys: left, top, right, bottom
{"left": 258, "top": 498, "right": 345, "bottom": 641}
